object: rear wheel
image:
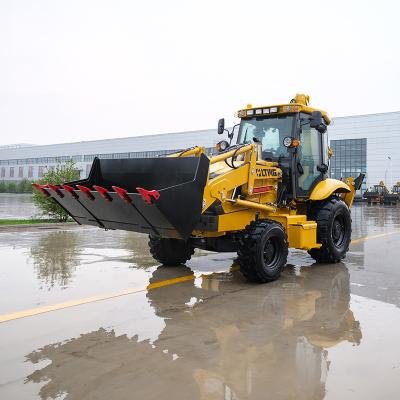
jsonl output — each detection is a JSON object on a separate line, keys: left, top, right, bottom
{"left": 237, "top": 220, "right": 288, "bottom": 283}
{"left": 308, "top": 197, "right": 352, "bottom": 263}
{"left": 148, "top": 235, "right": 194, "bottom": 266}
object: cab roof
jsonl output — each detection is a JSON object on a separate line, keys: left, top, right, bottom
{"left": 236, "top": 93, "right": 331, "bottom": 125}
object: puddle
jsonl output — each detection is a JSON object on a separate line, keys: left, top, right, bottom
{"left": 1, "top": 204, "right": 400, "bottom": 399}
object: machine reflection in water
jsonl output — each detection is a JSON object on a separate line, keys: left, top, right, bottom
{"left": 121, "top": 232, "right": 160, "bottom": 269}
{"left": 25, "top": 263, "right": 361, "bottom": 400}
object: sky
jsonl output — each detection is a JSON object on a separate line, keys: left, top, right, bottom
{"left": 0, "top": 0, "right": 399, "bottom": 145}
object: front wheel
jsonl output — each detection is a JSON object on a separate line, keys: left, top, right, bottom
{"left": 237, "top": 220, "right": 288, "bottom": 283}
{"left": 308, "top": 197, "right": 352, "bottom": 263}
{"left": 148, "top": 235, "right": 194, "bottom": 266}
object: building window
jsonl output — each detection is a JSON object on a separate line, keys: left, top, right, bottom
{"left": 1, "top": 167, "right": 5, "bottom": 178}
{"left": 28, "top": 166, "right": 34, "bottom": 178}
{"left": 18, "top": 166, "right": 24, "bottom": 178}
{"left": 38, "top": 166, "right": 44, "bottom": 178}
{"left": 330, "top": 138, "right": 367, "bottom": 195}
{"left": 9, "top": 167, "right": 14, "bottom": 178}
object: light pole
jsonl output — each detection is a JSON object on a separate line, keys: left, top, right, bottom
{"left": 385, "top": 155, "right": 391, "bottom": 187}
{"left": 388, "top": 155, "right": 392, "bottom": 189}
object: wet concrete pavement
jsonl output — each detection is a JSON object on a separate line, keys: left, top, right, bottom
{"left": 1, "top": 204, "right": 400, "bottom": 399}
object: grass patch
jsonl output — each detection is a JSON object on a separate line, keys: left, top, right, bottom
{"left": 0, "top": 219, "right": 62, "bottom": 225}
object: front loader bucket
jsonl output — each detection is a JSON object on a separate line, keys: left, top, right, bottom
{"left": 42, "top": 155, "right": 210, "bottom": 240}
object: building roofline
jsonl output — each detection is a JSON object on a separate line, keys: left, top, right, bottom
{"left": 333, "top": 110, "right": 400, "bottom": 120}
{"left": 0, "top": 127, "right": 216, "bottom": 151}
{"left": 1, "top": 109, "right": 400, "bottom": 152}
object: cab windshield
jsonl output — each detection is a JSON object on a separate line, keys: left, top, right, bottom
{"left": 238, "top": 115, "right": 295, "bottom": 160}
{"left": 374, "top": 186, "right": 385, "bottom": 194}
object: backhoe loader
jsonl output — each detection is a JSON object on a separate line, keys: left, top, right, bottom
{"left": 34, "top": 94, "right": 363, "bottom": 283}
{"left": 384, "top": 181, "right": 400, "bottom": 205}
{"left": 363, "top": 181, "right": 388, "bottom": 205}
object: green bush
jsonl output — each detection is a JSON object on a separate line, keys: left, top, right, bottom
{"left": 6, "top": 181, "right": 17, "bottom": 193}
{"left": 32, "top": 161, "right": 80, "bottom": 222}
{"left": 17, "top": 179, "right": 33, "bottom": 193}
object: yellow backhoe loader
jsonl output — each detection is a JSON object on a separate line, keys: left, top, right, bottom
{"left": 34, "top": 94, "right": 364, "bottom": 283}
{"left": 384, "top": 181, "right": 400, "bottom": 205}
{"left": 363, "top": 181, "right": 388, "bottom": 205}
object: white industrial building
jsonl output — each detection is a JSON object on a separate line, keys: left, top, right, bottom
{"left": 329, "top": 111, "right": 400, "bottom": 192}
{"left": 0, "top": 129, "right": 218, "bottom": 182}
{"left": 1, "top": 111, "right": 400, "bottom": 193}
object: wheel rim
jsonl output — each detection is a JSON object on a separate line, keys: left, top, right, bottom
{"left": 263, "top": 238, "right": 279, "bottom": 267}
{"left": 332, "top": 214, "right": 346, "bottom": 248}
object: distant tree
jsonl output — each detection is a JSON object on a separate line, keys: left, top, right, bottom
{"left": 32, "top": 161, "right": 80, "bottom": 222}
{"left": 0, "top": 180, "right": 33, "bottom": 193}
{"left": 6, "top": 181, "right": 17, "bottom": 193}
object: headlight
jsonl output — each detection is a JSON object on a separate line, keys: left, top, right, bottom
{"left": 283, "top": 137, "right": 293, "bottom": 147}
{"left": 283, "top": 137, "right": 300, "bottom": 148}
{"left": 216, "top": 140, "right": 230, "bottom": 152}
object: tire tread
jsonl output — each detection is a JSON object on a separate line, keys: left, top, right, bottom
{"left": 149, "top": 235, "right": 194, "bottom": 266}
{"left": 308, "top": 197, "right": 352, "bottom": 263}
{"left": 237, "top": 220, "right": 288, "bottom": 283}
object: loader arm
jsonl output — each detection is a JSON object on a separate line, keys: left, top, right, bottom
{"left": 202, "top": 163, "right": 251, "bottom": 213}
{"left": 341, "top": 173, "right": 365, "bottom": 207}
{"left": 202, "top": 144, "right": 281, "bottom": 214}
{"left": 166, "top": 146, "right": 206, "bottom": 158}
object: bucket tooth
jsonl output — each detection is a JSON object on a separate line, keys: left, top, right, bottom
{"left": 136, "top": 187, "right": 160, "bottom": 205}
{"left": 47, "top": 184, "right": 64, "bottom": 198}
{"left": 32, "top": 183, "right": 50, "bottom": 197}
{"left": 62, "top": 184, "right": 79, "bottom": 199}
{"left": 93, "top": 185, "right": 113, "bottom": 202}
{"left": 76, "top": 185, "right": 95, "bottom": 200}
{"left": 112, "top": 186, "right": 132, "bottom": 203}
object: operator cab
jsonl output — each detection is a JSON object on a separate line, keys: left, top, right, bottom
{"left": 372, "top": 184, "right": 385, "bottom": 195}
{"left": 235, "top": 107, "right": 329, "bottom": 201}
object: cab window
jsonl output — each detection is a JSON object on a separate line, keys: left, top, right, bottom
{"left": 238, "top": 115, "right": 294, "bottom": 160}
{"left": 297, "top": 120, "right": 323, "bottom": 193}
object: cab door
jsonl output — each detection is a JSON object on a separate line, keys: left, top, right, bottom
{"left": 295, "top": 115, "right": 325, "bottom": 197}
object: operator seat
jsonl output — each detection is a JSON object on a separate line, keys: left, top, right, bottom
{"left": 262, "top": 151, "right": 275, "bottom": 161}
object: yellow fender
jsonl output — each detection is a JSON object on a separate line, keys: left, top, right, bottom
{"left": 309, "top": 178, "right": 351, "bottom": 201}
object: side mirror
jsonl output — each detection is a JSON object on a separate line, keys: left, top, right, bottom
{"left": 310, "top": 111, "right": 327, "bottom": 133}
{"left": 217, "top": 118, "right": 225, "bottom": 135}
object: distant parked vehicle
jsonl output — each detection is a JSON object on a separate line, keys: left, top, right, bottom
{"left": 363, "top": 181, "right": 388, "bottom": 205}
{"left": 384, "top": 182, "right": 400, "bottom": 205}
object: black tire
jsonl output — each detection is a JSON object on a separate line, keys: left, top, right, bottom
{"left": 308, "top": 197, "right": 352, "bottom": 263}
{"left": 237, "top": 220, "right": 288, "bottom": 283}
{"left": 148, "top": 235, "right": 194, "bottom": 266}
